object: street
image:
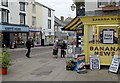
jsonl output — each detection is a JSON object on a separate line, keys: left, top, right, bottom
{"left": 9, "top": 46, "right": 53, "bottom": 60}
{"left": 1, "top": 46, "right": 119, "bottom": 82}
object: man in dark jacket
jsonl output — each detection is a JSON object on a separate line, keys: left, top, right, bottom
{"left": 26, "top": 38, "right": 32, "bottom": 58}
{"left": 60, "top": 41, "right": 67, "bottom": 58}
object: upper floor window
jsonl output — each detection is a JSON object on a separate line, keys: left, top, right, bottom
{"left": 1, "top": 0, "right": 8, "bottom": 7}
{"left": 32, "top": 4, "right": 36, "bottom": 13}
{"left": 19, "top": 2, "right": 25, "bottom": 11}
{"left": 48, "top": 19, "right": 51, "bottom": 29}
{"left": 48, "top": 9, "right": 51, "bottom": 17}
{"left": 32, "top": 16, "right": 36, "bottom": 26}
{"left": 20, "top": 13, "right": 26, "bottom": 25}
{"left": 1, "top": 9, "right": 9, "bottom": 23}
{"left": 98, "top": 0, "right": 119, "bottom": 8}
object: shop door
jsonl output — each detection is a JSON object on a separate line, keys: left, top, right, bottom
{"left": 3, "top": 32, "right": 10, "bottom": 47}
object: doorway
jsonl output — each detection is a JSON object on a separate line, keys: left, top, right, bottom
{"left": 2, "top": 32, "right": 10, "bottom": 47}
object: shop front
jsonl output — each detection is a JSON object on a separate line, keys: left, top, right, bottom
{"left": 62, "top": 15, "right": 120, "bottom": 65}
{"left": 0, "top": 24, "right": 29, "bottom": 48}
{"left": 29, "top": 28, "right": 42, "bottom": 47}
{"left": 81, "top": 15, "right": 120, "bottom": 65}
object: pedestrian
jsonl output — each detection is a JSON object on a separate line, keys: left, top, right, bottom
{"left": 60, "top": 41, "right": 67, "bottom": 58}
{"left": 53, "top": 40, "right": 59, "bottom": 58}
{"left": 25, "top": 38, "right": 32, "bottom": 58}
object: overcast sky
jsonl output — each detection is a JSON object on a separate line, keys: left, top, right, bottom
{"left": 35, "top": 0, "right": 76, "bottom": 19}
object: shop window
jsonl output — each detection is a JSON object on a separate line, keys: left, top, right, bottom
{"left": 20, "top": 13, "right": 26, "bottom": 25}
{"left": 1, "top": 9, "right": 9, "bottom": 23}
{"left": 89, "top": 26, "right": 119, "bottom": 44}
{"left": 19, "top": 2, "right": 25, "bottom": 11}
{"left": 1, "top": 0, "right": 8, "bottom": 7}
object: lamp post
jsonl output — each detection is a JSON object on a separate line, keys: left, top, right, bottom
{"left": 71, "top": 2, "right": 85, "bottom": 47}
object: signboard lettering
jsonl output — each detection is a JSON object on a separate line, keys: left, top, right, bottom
{"left": 103, "top": 30, "right": 114, "bottom": 44}
{"left": 90, "top": 55, "right": 100, "bottom": 70}
{"left": 90, "top": 46, "right": 120, "bottom": 56}
{"left": 109, "top": 55, "right": 120, "bottom": 73}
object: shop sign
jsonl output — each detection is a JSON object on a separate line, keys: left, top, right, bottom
{"left": 103, "top": 29, "right": 114, "bottom": 44}
{"left": 109, "top": 55, "right": 120, "bottom": 73}
{"left": 90, "top": 46, "right": 120, "bottom": 56}
{"left": 0, "top": 25, "right": 29, "bottom": 32}
{"left": 90, "top": 55, "right": 100, "bottom": 70}
{"left": 93, "top": 17, "right": 120, "bottom": 21}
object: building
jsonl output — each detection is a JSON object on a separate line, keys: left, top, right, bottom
{"left": 54, "top": 16, "right": 68, "bottom": 41}
{"left": 0, "top": 0, "right": 29, "bottom": 48}
{"left": 62, "top": 0, "right": 120, "bottom": 65}
{"left": 85, "top": 0, "right": 120, "bottom": 16}
{"left": 27, "top": 0, "right": 55, "bottom": 46}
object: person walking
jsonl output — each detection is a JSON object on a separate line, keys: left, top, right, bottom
{"left": 53, "top": 40, "right": 59, "bottom": 58}
{"left": 25, "top": 38, "right": 32, "bottom": 58}
{"left": 60, "top": 41, "right": 67, "bottom": 58}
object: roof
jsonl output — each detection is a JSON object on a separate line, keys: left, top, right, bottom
{"left": 54, "top": 16, "right": 66, "bottom": 27}
{"left": 35, "top": 2, "right": 55, "bottom": 11}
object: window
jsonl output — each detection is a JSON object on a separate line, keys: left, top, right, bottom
{"left": 32, "top": 16, "right": 36, "bottom": 26}
{"left": 19, "top": 2, "right": 25, "bottom": 11}
{"left": 98, "top": 0, "right": 119, "bottom": 8}
{"left": 48, "top": 19, "right": 51, "bottom": 29}
{"left": 1, "top": 0, "right": 8, "bottom": 7}
{"left": 48, "top": 9, "right": 51, "bottom": 17}
{"left": 20, "top": 13, "right": 26, "bottom": 25}
{"left": 32, "top": 4, "right": 36, "bottom": 13}
{"left": 1, "top": 9, "right": 9, "bottom": 23}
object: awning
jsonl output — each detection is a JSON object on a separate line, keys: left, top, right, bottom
{"left": 61, "top": 17, "right": 83, "bottom": 31}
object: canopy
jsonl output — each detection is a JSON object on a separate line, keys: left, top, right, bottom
{"left": 61, "top": 17, "right": 83, "bottom": 31}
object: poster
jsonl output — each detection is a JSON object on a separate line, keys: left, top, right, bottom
{"left": 75, "top": 54, "right": 86, "bottom": 73}
{"left": 109, "top": 55, "right": 120, "bottom": 73}
{"left": 90, "top": 55, "right": 100, "bottom": 70}
{"left": 103, "top": 29, "right": 114, "bottom": 44}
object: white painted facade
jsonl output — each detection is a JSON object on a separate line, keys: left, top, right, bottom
{"left": 27, "top": 0, "right": 55, "bottom": 46}
{"left": 0, "top": 0, "right": 28, "bottom": 25}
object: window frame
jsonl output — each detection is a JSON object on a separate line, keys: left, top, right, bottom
{"left": 48, "top": 19, "right": 51, "bottom": 29}
{"left": 19, "top": 2, "right": 25, "bottom": 11}
{"left": 19, "top": 13, "right": 26, "bottom": 25}
{"left": 32, "top": 16, "right": 36, "bottom": 26}
{"left": 48, "top": 9, "right": 51, "bottom": 17}
{"left": 1, "top": 9, "right": 9, "bottom": 23}
{"left": 1, "top": 0, "right": 8, "bottom": 7}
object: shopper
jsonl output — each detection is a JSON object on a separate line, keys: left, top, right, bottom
{"left": 60, "top": 41, "right": 67, "bottom": 58}
{"left": 25, "top": 38, "right": 32, "bottom": 58}
{"left": 53, "top": 40, "right": 59, "bottom": 58}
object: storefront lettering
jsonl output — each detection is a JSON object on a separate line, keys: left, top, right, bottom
{"left": 5, "top": 27, "right": 21, "bottom": 31}
{"left": 90, "top": 46, "right": 120, "bottom": 56}
{"left": 93, "top": 17, "right": 120, "bottom": 21}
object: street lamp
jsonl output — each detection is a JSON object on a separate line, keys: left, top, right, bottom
{"left": 71, "top": 4, "right": 76, "bottom": 11}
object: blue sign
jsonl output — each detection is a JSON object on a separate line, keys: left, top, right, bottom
{"left": 0, "top": 25, "right": 29, "bottom": 32}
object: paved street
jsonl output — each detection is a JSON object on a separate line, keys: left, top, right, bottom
{"left": 2, "top": 46, "right": 119, "bottom": 82}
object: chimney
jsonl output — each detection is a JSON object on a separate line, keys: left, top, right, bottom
{"left": 60, "top": 16, "right": 64, "bottom": 21}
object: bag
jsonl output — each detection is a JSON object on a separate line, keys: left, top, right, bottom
{"left": 53, "top": 49, "right": 58, "bottom": 55}
{"left": 64, "top": 51, "right": 66, "bottom": 55}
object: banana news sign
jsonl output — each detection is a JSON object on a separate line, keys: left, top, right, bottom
{"left": 90, "top": 46, "right": 120, "bottom": 56}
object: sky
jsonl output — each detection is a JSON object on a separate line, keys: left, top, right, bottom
{"left": 35, "top": 0, "right": 76, "bottom": 19}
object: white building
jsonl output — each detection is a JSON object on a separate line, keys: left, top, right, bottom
{"left": 27, "top": 0, "right": 55, "bottom": 46}
{"left": 0, "top": 0, "right": 29, "bottom": 48}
